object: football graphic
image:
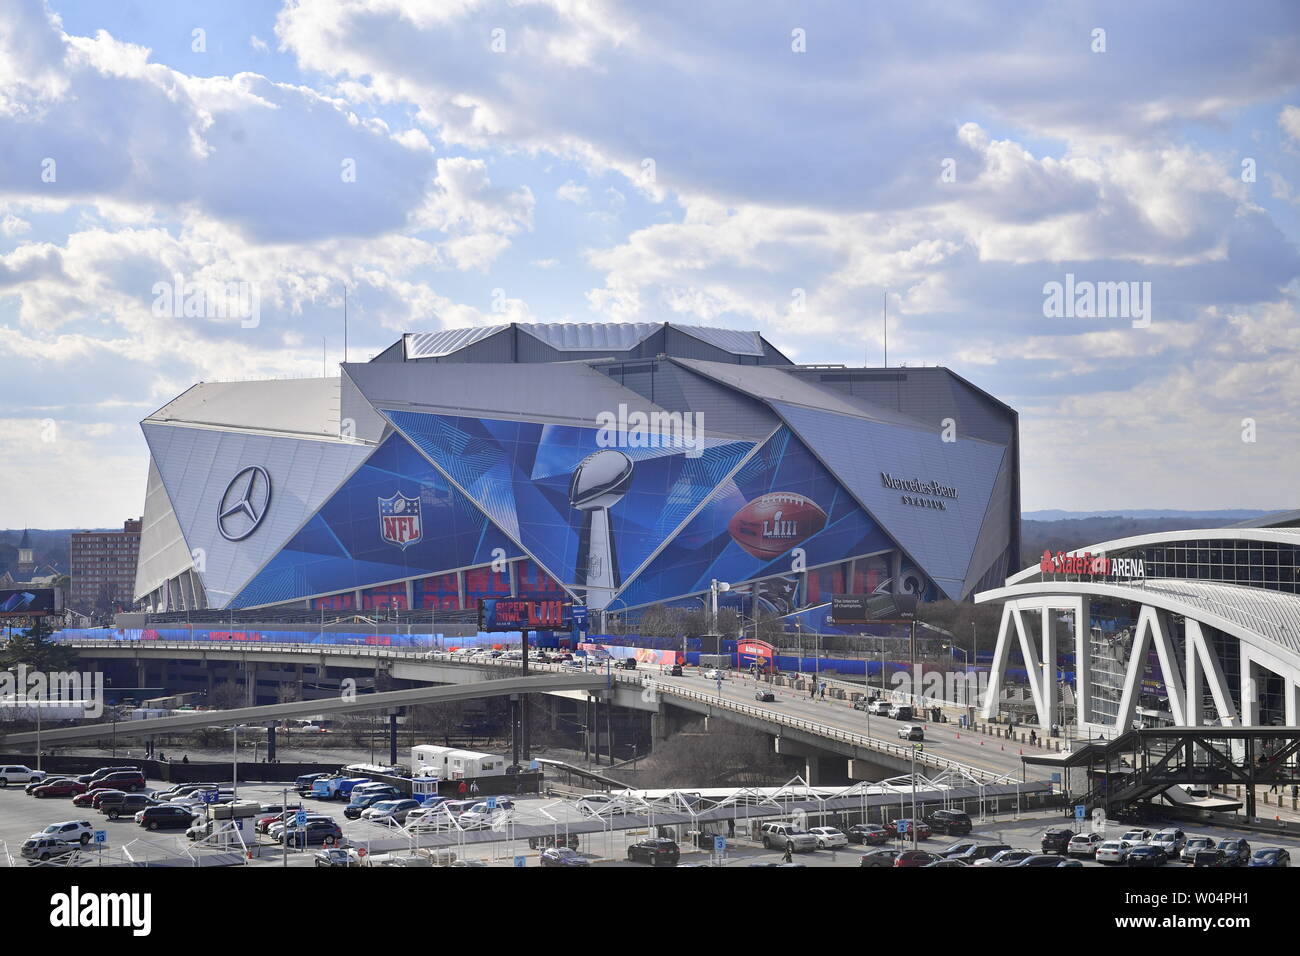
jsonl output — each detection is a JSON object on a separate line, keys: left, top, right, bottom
{"left": 727, "top": 492, "right": 828, "bottom": 561}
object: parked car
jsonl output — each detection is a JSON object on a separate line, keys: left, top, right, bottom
{"left": 32, "top": 778, "right": 87, "bottom": 799}
{"left": 858, "top": 848, "right": 901, "bottom": 867}
{"left": 755, "top": 690, "right": 776, "bottom": 702}
{"left": 1217, "top": 837, "right": 1250, "bottom": 866}
{"left": 459, "top": 798, "right": 515, "bottom": 829}
{"left": 268, "top": 814, "right": 333, "bottom": 840}
{"left": 1249, "top": 847, "right": 1290, "bottom": 868}
{"left": 1149, "top": 828, "right": 1187, "bottom": 855}
{"left": 1040, "top": 828, "right": 1075, "bottom": 855}
{"left": 1128, "top": 845, "right": 1168, "bottom": 867}
{"left": 21, "top": 836, "right": 79, "bottom": 863}
{"left": 294, "top": 773, "right": 329, "bottom": 795}
{"left": 894, "top": 849, "right": 938, "bottom": 867}
{"left": 889, "top": 819, "right": 932, "bottom": 840}
{"left": 938, "top": 840, "right": 981, "bottom": 858}
{"left": 852, "top": 696, "right": 878, "bottom": 711}
{"left": 888, "top": 704, "right": 914, "bottom": 720}
{"left": 950, "top": 843, "right": 1012, "bottom": 864}
{"left": 808, "top": 827, "right": 848, "bottom": 849}
{"left": 897, "top": 724, "right": 925, "bottom": 741}
{"left": 101, "top": 793, "right": 159, "bottom": 820}
{"left": 1096, "top": 841, "right": 1132, "bottom": 865}
{"left": 281, "top": 820, "right": 344, "bottom": 847}
{"left": 0, "top": 765, "right": 47, "bottom": 787}
{"left": 626, "top": 838, "right": 680, "bottom": 866}
{"left": 848, "top": 823, "right": 890, "bottom": 845}
{"left": 314, "top": 848, "right": 363, "bottom": 867}
{"left": 1067, "top": 832, "right": 1106, "bottom": 858}
{"left": 924, "top": 858, "right": 969, "bottom": 867}
{"left": 74, "top": 767, "right": 128, "bottom": 786}
{"left": 978, "top": 848, "right": 1035, "bottom": 867}
{"left": 26, "top": 776, "right": 71, "bottom": 795}
{"left": 541, "top": 847, "right": 589, "bottom": 867}
{"left": 361, "top": 799, "right": 422, "bottom": 825}
{"left": 1120, "top": 828, "right": 1153, "bottom": 844}
{"left": 1181, "top": 836, "right": 1215, "bottom": 863}
{"left": 869, "top": 700, "right": 892, "bottom": 716}
{"left": 345, "top": 789, "right": 403, "bottom": 819}
{"left": 1192, "top": 848, "right": 1227, "bottom": 868}
{"left": 86, "top": 771, "right": 147, "bottom": 793}
{"left": 73, "top": 789, "right": 124, "bottom": 810}
{"left": 1005, "top": 854, "right": 1077, "bottom": 867}
{"left": 760, "top": 823, "right": 819, "bottom": 852}
{"left": 33, "top": 820, "right": 95, "bottom": 845}
{"left": 926, "top": 810, "right": 972, "bottom": 835}
{"left": 704, "top": 669, "right": 724, "bottom": 680}
{"left": 136, "top": 805, "right": 196, "bottom": 831}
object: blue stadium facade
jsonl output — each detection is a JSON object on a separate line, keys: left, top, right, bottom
{"left": 132, "top": 322, "right": 1020, "bottom": 624}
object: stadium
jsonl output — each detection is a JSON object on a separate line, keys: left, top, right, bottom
{"left": 132, "top": 322, "right": 1020, "bottom": 629}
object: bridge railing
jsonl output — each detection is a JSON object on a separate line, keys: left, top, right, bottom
{"left": 63, "top": 641, "right": 1009, "bottom": 782}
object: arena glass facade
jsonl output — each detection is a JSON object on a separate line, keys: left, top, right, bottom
{"left": 133, "top": 322, "right": 1020, "bottom": 627}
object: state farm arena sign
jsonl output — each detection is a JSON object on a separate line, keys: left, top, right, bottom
{"left": 1039, "top": 550, "right": 1145, "bottom": 580}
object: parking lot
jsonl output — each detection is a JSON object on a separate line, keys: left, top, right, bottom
{"left": 4, "top": 768, "right": 1299, "bottom": 868}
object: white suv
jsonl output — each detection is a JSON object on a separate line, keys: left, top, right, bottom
{"left": 33, "top": 820, "right": 95, "bottom": 846}
{"left": 0, "top": 765, "right": 47, "bottom": 787}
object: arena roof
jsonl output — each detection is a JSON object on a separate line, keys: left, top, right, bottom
{"left": 399, "top": 321, "right": 775, "bottom": 361}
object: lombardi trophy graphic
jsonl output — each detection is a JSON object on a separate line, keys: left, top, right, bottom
{"left": 569, "top": 449, "right": 633, "bottom": 611}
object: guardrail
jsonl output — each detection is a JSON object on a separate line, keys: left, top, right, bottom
{"left": 63, "top": 641, "right": 1008, "bottom": 782}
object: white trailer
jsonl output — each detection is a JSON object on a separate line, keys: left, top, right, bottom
{"left": 411, "top": 745, "right": 507, "bottom": 779}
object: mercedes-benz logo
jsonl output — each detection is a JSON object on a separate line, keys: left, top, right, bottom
{"left": 217, "top": 465, "right": 272, "bottom": 542}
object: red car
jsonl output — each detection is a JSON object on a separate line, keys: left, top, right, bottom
{"left": 85, "top": 771, "right": 146, "bottom": 793}
{"left": 32, "top": 779, "right": 87, "bottom": 798}
{"left": 894, "top": 850, "right": 940, "bottom": 867}
{"left": 889, "top": 819, "right": 932, "bottom": 840}
{"left": 73, "top": 789, "right": 124, "bottom": 809}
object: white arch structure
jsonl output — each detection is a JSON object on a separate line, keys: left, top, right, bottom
{"left": 975, "top": 577, "right": 1300, "bottom": 737}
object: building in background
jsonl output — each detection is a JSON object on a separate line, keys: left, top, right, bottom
{"left": 133, "top": 322, "right": 1020, "bottom": 626}
{"left": 978, "top": 511, "right": 1300, "bottom": 737}
{"left": 70, "top": 518, "right": 142, "bottom": 613}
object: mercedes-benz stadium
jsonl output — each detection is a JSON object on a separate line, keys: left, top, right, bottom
{"left": 132, "top": 322, "right": 1020, "bottom": 627}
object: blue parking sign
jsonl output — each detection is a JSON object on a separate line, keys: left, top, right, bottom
{"left": 713, "top": 835, "right": 726, "bottom": 853}
{"left": 296, "top": 810, "right": 308, "bottom": 826}
{"left": 1075, "top": 805, "right": 1086, "bottom": 820}
{"left": 514, "top": 855, "right": 527, "bottom": 867}
{"left": 94, "top": 830, "right": 107, "bottom": 845}
{"left": 202, "top": 789, "right": 219, "bottom": 804}
{"left": 487, "top": 796, "right": 498, "bottom": 810}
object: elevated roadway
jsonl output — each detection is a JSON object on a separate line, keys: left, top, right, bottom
{"left": 57, "top": 641, "right": 1027, "bottom": 782}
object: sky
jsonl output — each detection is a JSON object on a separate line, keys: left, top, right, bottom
{"left": 1, "top": 0, "right": 1298, "bottom": 528}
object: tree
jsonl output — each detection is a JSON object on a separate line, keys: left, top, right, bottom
{"left": 0, "top": 617, "right": 77, "bottom": 672}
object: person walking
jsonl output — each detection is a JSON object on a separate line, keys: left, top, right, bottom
{"left": 782, "top": 843, "right": 793, "bottom": 864}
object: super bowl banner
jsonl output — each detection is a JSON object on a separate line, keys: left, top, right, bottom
{"left": 381, "top": 409, "right": 755, "bottom": 608}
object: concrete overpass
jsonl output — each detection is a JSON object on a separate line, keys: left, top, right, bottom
{"left": 0, "top": 671, "right": 608, "bottom": 747}
{"left": 55, "top": 640, "right": 1021, "bottom": 783}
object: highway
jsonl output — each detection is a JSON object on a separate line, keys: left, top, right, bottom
{"left": 632, "top": 665, "right": 1033, "bottom": 780}
{"left": 58, "top": 640, "right": 1040, "bottom": 781}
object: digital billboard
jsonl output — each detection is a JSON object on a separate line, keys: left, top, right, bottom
{"left": 0, "top": 588, "right": 62, "bottom": 617}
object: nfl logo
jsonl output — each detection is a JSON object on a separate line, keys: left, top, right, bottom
{"left": 379, "top": 492, "right": 423, "bottom": 550}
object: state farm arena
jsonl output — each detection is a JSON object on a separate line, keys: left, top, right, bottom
{"left": 132, "top": 322, "right": 1019, "bottom": 627}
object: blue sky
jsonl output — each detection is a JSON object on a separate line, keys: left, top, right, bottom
{"left": 1, "top": 0, "right": 1299, "bottom": 527}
